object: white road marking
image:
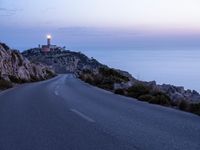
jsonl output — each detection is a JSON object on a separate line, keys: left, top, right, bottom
{"left": 54, "top": 90, "right": 59, "bottom": 95}
{"left": 0, "top": 87, "right": 16, "bottom": 96}
{"left": 54, "top": 85, "right": 60, "bottom": 96}
{"left": 70, "top": 109, "right": 95, "bottom": 123}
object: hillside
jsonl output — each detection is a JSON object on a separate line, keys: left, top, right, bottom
{"left": 22, "top": 47, "right": 135, "bottom": 87}
{"left": 22, "top": 48, "right": 105, "bottom": 74}
{"left": 0, "top": 43, "right": 55, "bottom": 90}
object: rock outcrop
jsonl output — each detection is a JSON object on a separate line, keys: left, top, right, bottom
{"left": 157, "top": 84, "right": 200, "bottom": 103}
{"left": 114, "top": 79, "right": 200, "bottom": 103}
{"left": 0, "top": 43, "right": 55, "bottom": 86}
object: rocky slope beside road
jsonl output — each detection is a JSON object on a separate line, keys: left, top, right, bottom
{"left": 80, "top": 68, "right": 200, "bottom": 116}
{"left": 0, "top": 43, "right": 55, "bottom": 90}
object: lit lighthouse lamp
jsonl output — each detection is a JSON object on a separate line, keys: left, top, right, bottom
{"left": 47, "top": 35, "right": 51, "bottom": 39}
{"left": 47, "top": 34, "right": 52, "bottom": 47}
{"left": 41, "top": 34, "right": 57, "bottom": 52}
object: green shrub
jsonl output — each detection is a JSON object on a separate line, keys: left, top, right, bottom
{"left": 170, "top": 100, "right": 179, "bottom": 107}
{"left": 92, "top": 77, "right": 103, "bottom": 86}
{"left": 30, "top": 75, "right": 40, "bottom": 82}
{"left": 127, "top": 84, "right": 150, "bottom": 98}
{"left": 46, "top": 70, "right": 55, "bottom": 78}
{"left": 80, "top": 67, "right": 130, "bottom": 91}
{"left": 8, "top": 75, "right": 27, "bottom": 83}
{"left": 98, "top": 83, "right": 113, "bottom": 90}
{"left": 178, "top": 100, "right": 189, "bottom": 111}
{"left": 85, "top": 77, "right": 93, "bottom": 84}
{"left": 82, "top": 69, "right": 92, "bottom": 74}
{"left": 99, "top": 67, "right": 129, "bottom": 82}
{"left": 115, "top": 89, "right": 125, "bottom": 95}
{"left": 138, "top": 94, "right": 154, "bottom": 101}
{"left": 0, "top": 80, "right": 13, "bottom": 90}
{"left": 149, "top": 92, "right": 171, "bottom": 106}
{"left": 189, "top": 103, "right": 200, "bottom": 115}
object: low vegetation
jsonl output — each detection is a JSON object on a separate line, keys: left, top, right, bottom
{"left": 189, "top": 103, "right": 200, "bottom": 115}
{"left": 0, "top": 72, "right": 56, "bottom": 91}
{"left": 118, "top": 83, "right": 171, "bottom": 106}
{"left": 99, "top": 67, "right": 129, "bottom": 83}
{"left": 79, "top": 69, "right": 200, "bottom": 116}
{"left": 46, "top": 69, "right": 56, "bottom": 79}
{"left": 0, "top": 79, "right": 13, "bottom": 90}
{"left": 79, "top": 67, "right": 129, "bottom": 90}
{"left": 8, "top": 75, "right": 27, "bottom": 83}
{"left": 114, "top": 84, "right": 200, "bottom": 116}
{"left": 175, "top": 100, "right": 200, "bottom": 115}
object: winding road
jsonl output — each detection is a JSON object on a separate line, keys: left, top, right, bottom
{"left": 0, "top": 74, "right": 200, "bottom": 150}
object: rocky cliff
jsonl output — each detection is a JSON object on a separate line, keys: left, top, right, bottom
{"left": 0, "top": 43, "right": 55, "bottom": 89}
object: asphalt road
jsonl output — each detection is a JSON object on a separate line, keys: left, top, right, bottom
{"left": 0, "top": 74, "right": 200, "bottom": 150}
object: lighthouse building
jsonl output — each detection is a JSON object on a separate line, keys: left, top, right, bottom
{"left": 41, "top": 35, "right": 57, "bottom": 52}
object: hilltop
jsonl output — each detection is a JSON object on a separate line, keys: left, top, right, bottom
{"left": 22, "top": 47, "right": 105, "bottom": 74}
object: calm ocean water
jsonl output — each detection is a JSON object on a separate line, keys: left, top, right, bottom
{"left": 80, "top": 49, "right": 200, "bottom": 92}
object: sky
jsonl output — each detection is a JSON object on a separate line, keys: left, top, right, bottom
{"left": 0, "top": 0, "right": 200, "bottom": 50}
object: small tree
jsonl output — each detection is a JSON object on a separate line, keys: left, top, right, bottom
{"left": 115, "top": 89, "right": 125, "bottom": 95}
{"left": 178, "top": 100, "right": 189, "bottom": 111}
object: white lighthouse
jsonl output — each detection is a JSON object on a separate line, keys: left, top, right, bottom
{"left": 41, "top": 34, "right": 57, "bottom": 52}
{"left": 47, "top": 35, "right": 51, "bottom": 47}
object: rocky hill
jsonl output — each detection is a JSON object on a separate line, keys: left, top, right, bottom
{"left": 0, "top": 43, "right": 55, "bottom": 90}
{"left": 22, "top": 48, "right": 105, "bottom": 74}
{"left": 22, "top": 48, "right": 136, "bottom": 88}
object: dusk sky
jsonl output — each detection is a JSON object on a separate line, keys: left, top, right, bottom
{"left": 1, "top": 0, "right": 200, "bottom": 50}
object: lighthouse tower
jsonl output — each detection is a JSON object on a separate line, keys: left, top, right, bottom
{"left": 41, "top": 34, "right": 57, "bottom": 52}
{"left": 47, "top": 35, "right": 51, "bottom": 47}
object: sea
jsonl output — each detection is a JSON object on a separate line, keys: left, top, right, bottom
{"left": 79, "top": 48, "right": 200, "bottom": 92}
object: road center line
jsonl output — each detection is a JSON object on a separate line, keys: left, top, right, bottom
{"left": 54, "top": 85, "right": 60, "bottom": 96}
{"left": 70, "top": 109, "right": 95, "bottom": 123}
{"left": 54, "top": 90, "right": 59, "bottom": 95}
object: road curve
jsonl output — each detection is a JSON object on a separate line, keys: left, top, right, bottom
{"left": 0, "top": 74, "right": 199, "bottom": 150}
